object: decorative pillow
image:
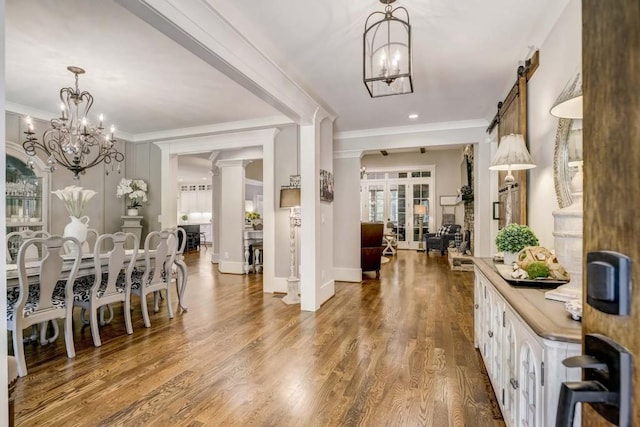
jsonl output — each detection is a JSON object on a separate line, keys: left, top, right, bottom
{"left": 435, "top": 225, "right": 447, "bottom": 237}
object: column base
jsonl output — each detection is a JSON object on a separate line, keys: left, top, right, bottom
{"left": 282, "top": 277, "right": 300, "bottom": 304}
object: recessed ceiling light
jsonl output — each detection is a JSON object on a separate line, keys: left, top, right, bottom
{"left": 408, "top": 113, "right": 419, "bottom": 119}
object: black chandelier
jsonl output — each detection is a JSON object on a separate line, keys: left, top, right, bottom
{"left": 363, "top": 0, "right": 413, "bottom": 98}
{"left": 23, "top": 66, "right": 124, "bottom": 179}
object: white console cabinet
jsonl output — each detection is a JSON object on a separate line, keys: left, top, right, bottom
{"left": 474, "top": 259, "right": 582, "bottom": 427}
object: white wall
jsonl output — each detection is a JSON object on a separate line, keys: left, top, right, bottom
{"left": 527, "top": 0, "right": 581, "bottom": 249}
{"left": 333, "top": 156, "right": 361, "bottom": 282}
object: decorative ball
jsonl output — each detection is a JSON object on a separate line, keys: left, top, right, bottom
{"left": 516, "top": 246, "right": 570, "bottom": 280}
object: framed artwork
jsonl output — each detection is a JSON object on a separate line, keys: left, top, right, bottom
{"left": 320, "top": 169, "right": 334, "bottom": 202}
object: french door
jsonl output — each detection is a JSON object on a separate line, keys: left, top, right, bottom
{"left": 361, "top": 171, "right": 433, "bottom": 250}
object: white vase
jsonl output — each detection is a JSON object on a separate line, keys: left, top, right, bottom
{"left": 63, "top": 215, "right": 89, "bottom": 255}
{"left": 127, "top": 208, "right": 139, "bottom": 216}
{"left": 503, "top": 251, "right": 518, "bottom": 266}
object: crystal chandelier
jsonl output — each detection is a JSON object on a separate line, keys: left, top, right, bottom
{"left": 23, "top": 66, "right": 124, "bottom": 179}
{"left": 363, "top": 0, "right": 413, "bottom": 97}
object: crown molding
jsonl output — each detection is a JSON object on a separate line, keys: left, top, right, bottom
{"left": 335, "top": 119, "right": 489, "bottom": 141}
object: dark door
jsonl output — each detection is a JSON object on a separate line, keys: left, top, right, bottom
{"left": 583, "top": 0, "right": 640, "bottom": 424}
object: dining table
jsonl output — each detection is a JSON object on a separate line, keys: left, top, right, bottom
{"left": 6, "top": 249, "right": 189, "bottom": 311}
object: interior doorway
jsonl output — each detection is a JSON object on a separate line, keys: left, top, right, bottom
{"left": 360, "top": 169, "right": 434, "bottom": 250}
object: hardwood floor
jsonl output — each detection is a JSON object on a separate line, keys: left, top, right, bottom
{"left": 11, "top": 250, "right": 503, "bottom": 426}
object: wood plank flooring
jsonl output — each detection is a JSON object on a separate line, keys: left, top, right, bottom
{"left": 11, "top": 250, "right": 503, "bottom": 426}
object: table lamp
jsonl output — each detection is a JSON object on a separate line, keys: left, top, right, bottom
{"left": 280, "top": 187, "right": 301, "bottom": 304}
{"left": 414, "top": 204, "right": 428, "bottom": 251}
{"left": 489, "top": 133, "right": 536, "bottom": 225}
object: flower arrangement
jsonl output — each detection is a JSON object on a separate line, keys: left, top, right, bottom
{"left": 245, "top": 211, "right": 261, "bottom": 221}
{"left": 495, "top": 224, "right": 539, "bottom": 253}
{"left": 116, "top": 178, "right": 148, "bottom": 209}
{"left": 52, "top": 186, "right": 97, "bottom": 218}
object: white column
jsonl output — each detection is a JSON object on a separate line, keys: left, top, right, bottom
{"left": 158, "top": 147, "right": 178, "bottom": 229}
{"left": 300, "top": 122, "right": 320, "bottom": 311}
{"left": 216, "top": 159, "right": 248, "bottom": 274}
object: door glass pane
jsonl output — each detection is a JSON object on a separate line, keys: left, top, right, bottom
{"left": 388, "top": 184, "right": 406, "bottom": 241}
{"left": 412, "top": 183, "right": 430, "bottom": 242}
{"left": 368, "top": 185, "right": 384, "bottom": 222}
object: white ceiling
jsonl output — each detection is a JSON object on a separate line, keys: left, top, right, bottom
{"left": 5, "top": 0, "right": 569, "bottom": 137}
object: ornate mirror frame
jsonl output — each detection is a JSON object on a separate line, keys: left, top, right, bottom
{"left": 553, "top": 118, "right": 582, "bottom": 208}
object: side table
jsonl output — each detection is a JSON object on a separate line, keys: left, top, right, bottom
{"left": 121, "top": 215, "right": 143, "bottom": 249}
{"left": 447, "top": 248, "right": 474, "bottom": 271}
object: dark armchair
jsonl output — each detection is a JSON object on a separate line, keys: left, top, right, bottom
{"left": 361, "top": 222, "right": 384, "bottom": 278}
{"left": 426, "top": 224, "right": 462, "bottom": 255}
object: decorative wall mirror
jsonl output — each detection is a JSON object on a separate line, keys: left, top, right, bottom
{"left": 553, "top": 118, "right": 583, "bottom": 208}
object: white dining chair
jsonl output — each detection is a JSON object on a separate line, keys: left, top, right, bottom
{"left": 6, "top": 230, "right": 53, "bottom": 344}
{"left": 168, "top": 227, "right": 188, "bottom": 312}
{"left": 72, "top": 232, "right": 138, "bottom": 347}
{"left": 131, "top": 230, "right": 177, "bottom": 327}
{"left": 6, "top": 230, "right": 50, "bottom": 263}
{"left": 6, "top": 236, "right": 82, "bottom": 377}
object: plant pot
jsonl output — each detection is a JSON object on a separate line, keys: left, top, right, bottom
{"left": 127, "top": 208, "right": 139, "bottom": 216}
{"left": 503, "top": 251, "right": 518, "bottom": 266}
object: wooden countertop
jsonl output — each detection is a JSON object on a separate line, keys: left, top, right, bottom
{"left": 474, "top": 258, "right": 582, "bottom": 344}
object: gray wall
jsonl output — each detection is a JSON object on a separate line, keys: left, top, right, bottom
{"left": 274, "top": 125, "right": 298, "bottom": 278}
{"left": 125, "top": 140, "right": 163, "bottom": 239}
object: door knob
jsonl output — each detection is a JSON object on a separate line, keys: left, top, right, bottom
{"left": 556, "top": 334, "right": 631, "bottom": 426}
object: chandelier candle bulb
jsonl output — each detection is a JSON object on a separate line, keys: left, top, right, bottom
{"left": 98, "top": 114, "right": 104, "bottom": 129}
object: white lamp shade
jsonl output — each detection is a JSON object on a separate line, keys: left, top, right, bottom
{"left": 280, "top": 187, "right": 300, "bottom": 208}
{"left": 489, "top": 133, "right": 536, "bottom": 171}
{"left": 414, "top": 205, "right": 427, "bottom": 215}
{"left": 550, "top": 73, "right": 583, "bottom": 119}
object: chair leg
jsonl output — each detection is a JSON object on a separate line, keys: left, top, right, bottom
{"left": 64, "top": 315, "right": 76, "bottom": 359}
{"left": 124, "top": 297, "right": 133, "bottom": 335}
{"left": 376, "top": 269, "right": 380, "bottom": 279}
{"left": 90, "top": 306, "right": 102, "bottom": 347}
{"left": 12, "top": 327, "right": 27, "bottom": 377}
{"left": 153, "top": 291, "right": 160, "bottom": 313}
{"left": 140, "top": 293, "right": 151, "bottom": 328}
{"left": 166, "top": 288, "right": 174, "bottom": 319}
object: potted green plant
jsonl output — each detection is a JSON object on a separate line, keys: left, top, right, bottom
{"left": 495, "top": 224, "right": 539, "bottom": 265}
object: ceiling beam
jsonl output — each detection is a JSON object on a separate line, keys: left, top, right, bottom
{"left": 116, "top": 0, "right": 331, "bottom": 126}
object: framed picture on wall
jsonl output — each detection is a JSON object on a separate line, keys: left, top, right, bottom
{"left": 320, "top": 169, "right": 334, "bottom": 202}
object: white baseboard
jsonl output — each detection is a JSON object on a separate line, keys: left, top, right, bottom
{"left": 319, "top": 279, "right": 335, "bottom": 306}
{"left": 265, "top": 276, "right": 288, "bottom": 294}
{"left": 334, "top": 267, "right": 362, "bottom": 282}
{"left": 218, "top": 261, "right": 245, "bottom": 275}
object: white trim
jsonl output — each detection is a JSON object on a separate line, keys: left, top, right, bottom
{"left": 210, "top": 251, "right": 219, "bottom": 263}
{"left": 132, "top": 115, "right": 293, "bottom": 142}
{"left": 333, "top": 149, "right": 363, "bottom": 159}
{"left": 155, "top": 128, "right": 279, "bottom": 154}
{"left": 335, "top": 119, "right": 489, "bottom": 140}
{"left": 318, "top": 280, "right": 335, "bottom": 306}
{"left": 268, "top": 276, "right": 289, "bottom": 294}
{"left": 362, "top": 164, "right": 437, "bottom": 174}
{"left": 334, "top": 268, "right": 362, "bottom": 283}
{"left": 218, "top": 260, "right": 245, "bottom": 275}
{"left": 246, "top": 178, "right": 263, "bottom": 187}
